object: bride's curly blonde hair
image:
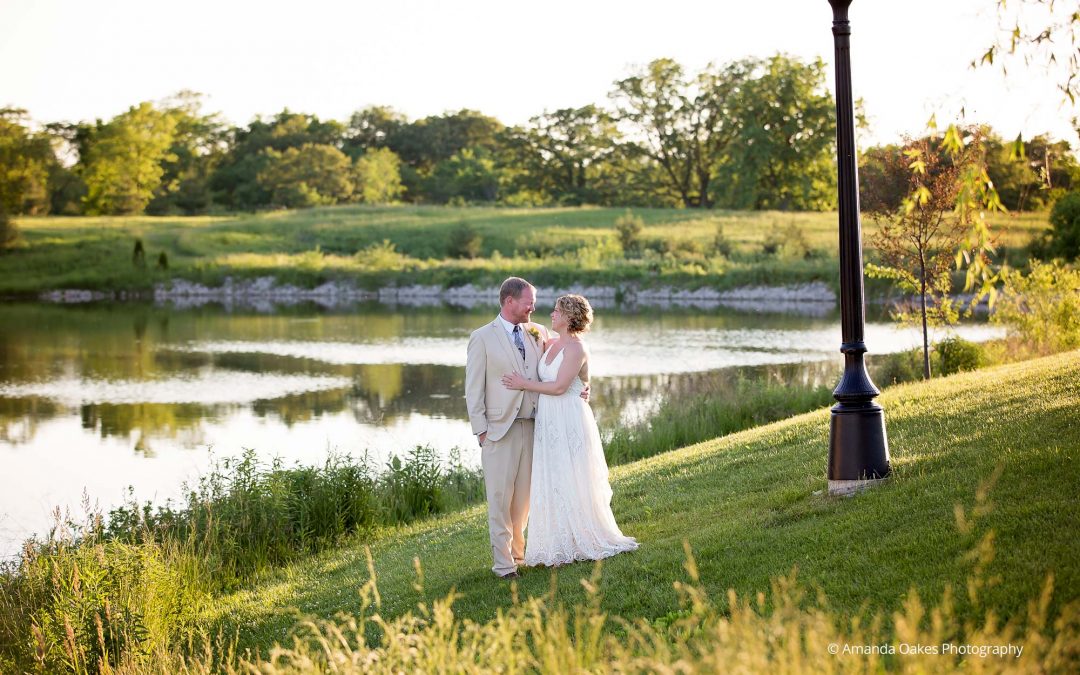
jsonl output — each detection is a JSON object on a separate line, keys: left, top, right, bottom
{"left": 556, "top": 294, "right": 593, "bottom": 334}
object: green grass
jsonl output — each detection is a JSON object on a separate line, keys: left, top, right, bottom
{"left": 2, "top": 205, "right": 1051, "bottom": 295}
{"left": 203, "top": 349, "right": 1080, "bottom": 656}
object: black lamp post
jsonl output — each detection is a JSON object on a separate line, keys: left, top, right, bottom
{"left": 827, "top": 0, "right": 890, "bottom": 495}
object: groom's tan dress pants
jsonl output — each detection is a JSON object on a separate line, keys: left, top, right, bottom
{"left": 482, "top": 418, "right": 534, "bottom": 576}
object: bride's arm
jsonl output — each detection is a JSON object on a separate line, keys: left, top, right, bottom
{"left": 502, "top": 343, "right": 584, "bottom": 396}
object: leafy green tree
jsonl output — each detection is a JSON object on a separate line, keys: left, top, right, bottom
{"left": 42, "top": 121, "right": 91, "bottom": 214}
{"left": 591, "top": 153, "right": 682, "bottom": 208}
{"left": 610, "top": 58, "right": 753, "bottom": 208}
{"left": 353, "top": 147, "right": 405, "bottom": 204}
{"left": 81, "top": 102, "right": 178, "bottom": 215}
{"left": 984, "top": 131, "right": 1079, "bottom": 211}
{"left": 344, "top": 105, "right": 406, "bottom": 157}
{"left": 713, "top": 55, "right": 836, "bottom": 211}
{"left": 256, "top": 143, "right": 354, "bottom": 208}
{"left": 426, "top": 148, "right": 501, "bottom": 203}
{"left": 1, "top": 109, "right": 56, "bottom": 246}
{"left": 376, "top": 110, "right": 505, "bottom": 202}
{"left": 211, "top": 111, "right": 346, "bottom": 209}
{"left": 147, "top": 91, "right": 229, "bottom": 215}
{"left": 500, "top": 105, "right": 617, "bottom": 204}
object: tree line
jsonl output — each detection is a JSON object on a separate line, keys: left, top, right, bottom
{"left": 2, "top": 53, "right": 1078, "bottom": 231}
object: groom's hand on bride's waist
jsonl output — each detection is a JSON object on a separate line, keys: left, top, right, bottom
{"left": 580, "top": 384, "right": 590, "bottom": 402}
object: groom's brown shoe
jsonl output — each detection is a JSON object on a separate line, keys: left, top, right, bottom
{"left": 500, "top": 571, "right": 520, "bottom": 580}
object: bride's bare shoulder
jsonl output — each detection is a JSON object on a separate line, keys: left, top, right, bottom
{"left": 564, "top": 339, "right": 586, "bottom": 358}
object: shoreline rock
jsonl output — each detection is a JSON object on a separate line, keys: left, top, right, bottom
{"left": 36, "top": 277, "right": 839, "bottom": 315}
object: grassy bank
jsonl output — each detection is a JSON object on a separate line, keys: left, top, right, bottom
{"left": 1, "top": 205, "right": 1050, "bottom": 295}
{"left": 0, "top": 448, "right": 486, "bottom": 671}
{"left": 201, "top": 350, "right": 1080, "bottom": 657}
{"left": 3, "top": 350, "right": 1076, "bottom": 671}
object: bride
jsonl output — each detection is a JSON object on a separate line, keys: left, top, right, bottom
{"left": 501, "top": 294, "right": 638, "bottom": 566}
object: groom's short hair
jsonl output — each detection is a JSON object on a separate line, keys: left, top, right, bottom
{"left": 499, "top": 277, "right": 533, "bottom": 305}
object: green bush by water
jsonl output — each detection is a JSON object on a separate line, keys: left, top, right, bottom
{"left": 102, "top": 447, "right": 484, "bottom": 585}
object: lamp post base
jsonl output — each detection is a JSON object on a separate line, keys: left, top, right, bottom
{"left": 828, "top": 477, "right": 888, "bottom": 497}
{"left": 827, "top": 402, "right": 890, "bottom": 495}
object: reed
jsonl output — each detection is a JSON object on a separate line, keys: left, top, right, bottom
{"left": 602, "top": 377, "right": 834, "bottom": 465}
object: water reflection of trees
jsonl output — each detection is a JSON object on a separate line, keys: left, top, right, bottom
{"left": 0, "top": 397, "right": 58, "bottom": 443}
{"left": 79, "top": 403, "right": 211, "bottom": 455}
{"left": 251, "top": 388, "right": 357, "bottom": 426}
{"left": 0, "top": 301, "right": 850, "bottom": 453}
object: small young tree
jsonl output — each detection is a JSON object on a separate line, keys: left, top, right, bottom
{"left": 866, "top": 136, "right": 982, "bottom": 379}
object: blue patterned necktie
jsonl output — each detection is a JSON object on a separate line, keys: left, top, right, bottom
{"left": 512, "top": 325, "right": 526, "bottom": 361}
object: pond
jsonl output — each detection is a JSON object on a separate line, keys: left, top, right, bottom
{"left": 0, "top": 299, "right": 1004, "bottom": 558}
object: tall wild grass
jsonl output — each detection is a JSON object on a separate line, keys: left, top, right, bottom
{"left": 0, "top": 447, "right": 484, "bottom": 673}
{"left": 603, "top": 377, "right": 835, "bottom": 465}
{"left": 65, "top": 544, "right": 1080, "bottom": 673}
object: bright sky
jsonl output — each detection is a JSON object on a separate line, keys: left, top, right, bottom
{"left": 1, "top": 0, "right": 1075, "bottom": 146}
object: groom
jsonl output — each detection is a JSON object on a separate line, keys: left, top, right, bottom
{"left": 465, "top": 277, "right": 546, "bottom": 579}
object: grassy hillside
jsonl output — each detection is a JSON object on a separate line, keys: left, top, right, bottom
{"left": 2, "top": 205, "right": 1050, "bottom": 294}
{"left": 207, "top": 349, "right": 1080, "bottom": 655}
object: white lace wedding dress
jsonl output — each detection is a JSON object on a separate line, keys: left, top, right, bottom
{"left": 525, "top": 346, "right": 638, "bottom": 566}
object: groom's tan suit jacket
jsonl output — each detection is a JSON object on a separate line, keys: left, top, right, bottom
{"left": 465, "top": 319, "right": 544, "bottom": 441}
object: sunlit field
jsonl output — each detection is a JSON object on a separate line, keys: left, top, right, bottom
{"left": 2, "top": 205, "right": 1051, "bottom": 295}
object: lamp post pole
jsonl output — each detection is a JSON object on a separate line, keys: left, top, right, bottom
{"left": 827, "top": 0, "right": 890, "bottom": 495}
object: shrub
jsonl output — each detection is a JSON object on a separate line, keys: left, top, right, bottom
{"left": 992, "top": 260, "right": 1080, "bottom": 354}
{"left": 355, "top": 239, "right": 414, "bottom": 271}
{"left": 446, "top": 221, "right": 482, "bottom": 259}
{"left": 869, "top": 347, "right": 927, "bottom": 387}
{"left": 1048, "top": 191, "right": 1080, "bottom": 260}
{"left": 615, "top": 210, "right": 643, "bottom": 256}
{"left": 761, "top": 223, "right": 814, "bottom": 259}
{"left": 935, "top": 336, "right": 986, "bottom": 375}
